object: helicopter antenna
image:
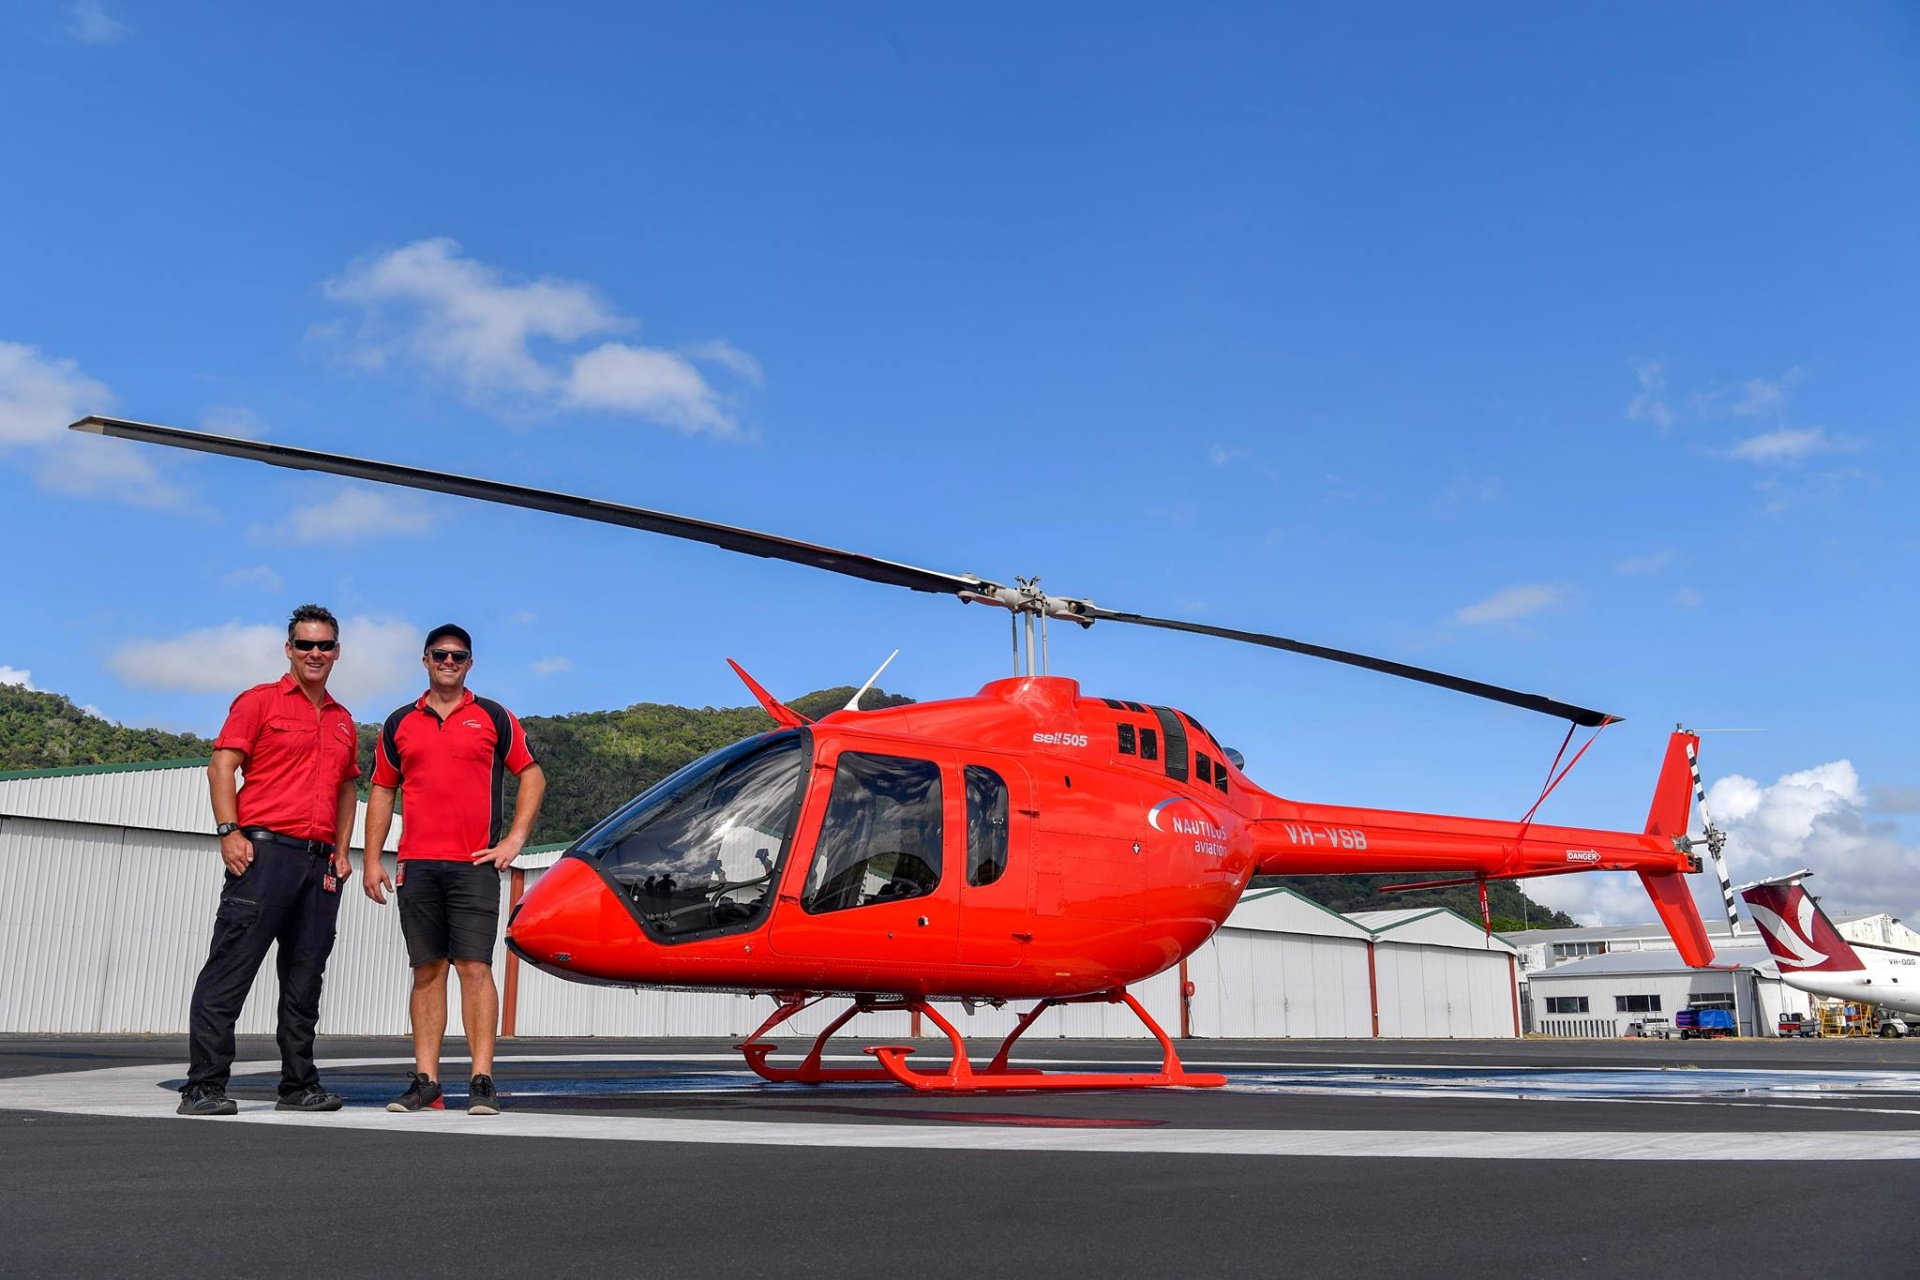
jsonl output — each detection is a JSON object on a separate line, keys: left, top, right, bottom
{"left": 70, "top": 415, "right": 1622, "bottom": 727}
{"left": 845, "top": 649, "right": 900, "bottom": 712}
{"left": 1682, "top": 729, "right": 1740, "bottom": 937}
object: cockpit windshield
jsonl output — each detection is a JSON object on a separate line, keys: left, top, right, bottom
{"left": 570, "top": 729, "right": 809, "bottom": 942}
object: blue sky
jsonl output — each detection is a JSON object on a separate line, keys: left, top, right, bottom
{"left": 3, "top": 3, "right": 1917, "bottom": 925}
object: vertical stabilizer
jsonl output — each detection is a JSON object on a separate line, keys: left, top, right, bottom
{"left": 1644, "top": 730, "right": 1697, "bottom": 838}
{"left": 1739, "top": 874, "right": 1866, "bottom": 972}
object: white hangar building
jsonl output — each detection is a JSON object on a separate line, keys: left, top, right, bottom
{"left": 1521, "top": 946, "right": 1812, "bottom": 1039}
{"left": 0, "top": 758, "right": 1521, "bottom": 1042}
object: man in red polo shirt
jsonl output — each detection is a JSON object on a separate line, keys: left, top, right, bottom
{"left": 180, "top": 604, "right": 361, "bottom": 1117}
{"left": 363, "top": 623, "right": 545, "bottom": 1115}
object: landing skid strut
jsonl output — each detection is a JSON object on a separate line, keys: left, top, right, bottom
{"left": 736, "top": 990, "right": 1226, "bottom": 1092}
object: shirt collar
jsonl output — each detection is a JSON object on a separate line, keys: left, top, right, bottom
{"left": 414, "top": 687, "right": 476, "bottom": 712}
{"left": 278, "top": 671, "right": 342, "bottom": 711}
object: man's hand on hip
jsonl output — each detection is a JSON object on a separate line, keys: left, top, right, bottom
{"left": 472, "top": 833, "right": 526, "bottom": 869}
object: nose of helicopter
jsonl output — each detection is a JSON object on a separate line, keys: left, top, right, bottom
{"left": 506, "top": 856, "right": 620, "bottom": 972}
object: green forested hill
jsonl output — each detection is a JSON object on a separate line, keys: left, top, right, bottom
{"left": 0, "top": 683, "right": 215, "bottom": 771}
{"left": 2, "top": 678, "right": 1572, "bottom": 926}
{"left": 351, "top": 685, "right": 914, "bottom": 847}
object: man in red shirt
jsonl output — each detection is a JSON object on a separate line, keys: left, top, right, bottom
{"left": 181, "top": 604, "right": 361, "bottom": 1116}
{"left": 363, "top": 624, "right": 545, "bottom": 1115}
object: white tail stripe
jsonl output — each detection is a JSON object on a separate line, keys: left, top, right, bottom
{"left": 1748, "top": 902, "right": 1830, "bottom": 970}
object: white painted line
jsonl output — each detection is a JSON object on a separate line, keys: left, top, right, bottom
{"left": 2, "top": 1056, "right": 1919, "bottom": 1160}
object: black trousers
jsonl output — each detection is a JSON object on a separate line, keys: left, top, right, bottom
{"left": 185, "top": 836, "right": 343, "bottom": 1095}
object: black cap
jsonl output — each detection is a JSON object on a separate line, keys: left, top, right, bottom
{"left": 425, "top": 623, "right": 472, "bottom": 653}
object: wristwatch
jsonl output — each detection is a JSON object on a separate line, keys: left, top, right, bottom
{"left": 215, "top": 822, "right": 240, "bottom": 837}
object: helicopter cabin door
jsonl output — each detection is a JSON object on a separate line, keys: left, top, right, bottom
{"left": 955, "top": 758, "right": 1032, "bottom": 967}
{"left": 769, "top": 744, "right": 959, "bottom": 968}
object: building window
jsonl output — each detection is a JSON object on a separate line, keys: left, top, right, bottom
{"left": 1545, "top": 996, "right": 1589, "bottom": 1014}
{"left": 1691, "top": 992, "right": 1736, "bottom": 1010}
{"left": 1553, "top": 941, "right": 1607, "bottom": 959}
{"left": 1614, "top": 994, "right": 1661, "bottom": 1013}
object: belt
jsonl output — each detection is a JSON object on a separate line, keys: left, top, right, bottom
{"left": 241, "top": 827, "right": 336, "bottom": 856}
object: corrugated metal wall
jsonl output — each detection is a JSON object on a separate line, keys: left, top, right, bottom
{"left": 1373, "top": 943, "right": 1516, "bottom": 1038}
{"left": 0, "top": 816, "right": 1513, "bottom": 1040}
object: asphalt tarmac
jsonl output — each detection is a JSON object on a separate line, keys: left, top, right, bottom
{"left": 6, "top": 1034, "right": 1920, "bottom": 1278}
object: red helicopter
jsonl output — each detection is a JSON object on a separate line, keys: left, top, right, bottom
{"left": 72, "top": 416, "right": 1723, "bottom": 1093}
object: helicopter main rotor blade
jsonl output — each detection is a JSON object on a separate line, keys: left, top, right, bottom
{"left": 1078, "top": 607, "right": 1617, "bottom": 728}
{"left": 70, "top": 415, "right": 1621, "bottom": 726}
{"left": 68, "top": 416, "right": 975, "bottom": 597}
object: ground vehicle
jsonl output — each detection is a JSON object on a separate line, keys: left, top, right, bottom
{"left": 1776, "top": 1012, "right": 1819, "bottom": 1037}
{"left": 1876, "top": 1013, "right": 1911, "bottom": 1038}
{"left": 1677, "top": 1008, "right": 1736, "bottom": 1039}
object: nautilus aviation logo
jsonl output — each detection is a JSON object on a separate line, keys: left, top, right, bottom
{"left": 1147, "top": 796, "right": 1227, "bottom": 856}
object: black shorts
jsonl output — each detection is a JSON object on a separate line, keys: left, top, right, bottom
{"left": 397, "top": 861, "right": 501, "bottom": 967}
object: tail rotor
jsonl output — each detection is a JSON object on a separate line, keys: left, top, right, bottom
{"left": 1684, "top": 733, "right": 1740, "bottom": 937}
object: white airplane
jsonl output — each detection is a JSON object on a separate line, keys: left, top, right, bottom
{"left": 1738, "top": 870, "right": 1920, "bottom": 1019}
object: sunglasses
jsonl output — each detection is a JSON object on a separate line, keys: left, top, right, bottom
{"left": 428, "top": 648, "right": 472, "bottom": 664}
{"left": 291, "top": 639, "right": 338, "bottom": 653}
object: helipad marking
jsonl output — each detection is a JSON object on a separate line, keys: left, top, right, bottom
{"left": 4, "top": 1055, "right": 1920, "bottom": 1159}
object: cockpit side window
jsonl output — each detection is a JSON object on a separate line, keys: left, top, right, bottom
{"left": 964, "top": 765, "right": 1009, "bottom": 887}
{"left": 803, "top": 752, "right": 943, "bottom": 913}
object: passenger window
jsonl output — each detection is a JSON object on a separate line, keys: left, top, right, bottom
{"left": 964, "top": 765, "right": 1009, "bottom": 887}
{"left": 1117, "top": 724, "right": 1136, "bottom": 755}
{"left": 1140, "top": 728, "right": 1159, "bottom": 761}
{"left": 803, "top": 753, "right": 943, "bottom": 913}
{"left": 1196, "top": 754, "right": 1212, "bottom": 785}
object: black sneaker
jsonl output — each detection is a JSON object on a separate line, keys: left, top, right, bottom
{"left": 386, "top": 1072, "right": 443, "bottom": 1112}
{"left": 177, "top": 1085, "right": 237, "bottom": 1117}
{"left": 276, "top": 1084, "right": 344, "bottom": 1112}
{"left": 468, "top": 1074, "right": 500, "bottom": 1116}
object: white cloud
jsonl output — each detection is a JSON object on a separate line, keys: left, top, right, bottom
{"left": 220, "top": 566, "right": 283, "bottom": 592}
{"left": 0, "top": 665, "right": 35, "bottom": 689}
{"left": 532, "top": 656, "right": 571, "bottom": 676}
{"left": 1707, "top": 761, "right": 1920, "bottom": 922}
{"left": 1614, "top": 549, "right": 1673, "bottom": 575}
{"left": 66, "top": 1, "right": 129, "bottom": 44}
{"left": 1527, "top": 759, "right": 1920, "bottom": 926}
{"left": 1724, "top": 427, "right": 1839, "bottom": 463}
{"left": 321, "top": 238, "right": 752, "bottom": 435}
{"left": 0, "top": 339, "right": 180, "bottom": 504}
{"left": 511, "top": 610, "right": 538, "bottom": 625}
{"left": 257, "top": 485, "right": 436, "bottom": 544}
{"left": 1627, "top": 361, "right": 1675, "bottom": 431}
{"left": 1430, "top": 473, "right": 1504, "bottom": 514}
{"left": 1454, "top": 584, "right": 1562, "bottom": 626}
{"left": 1692, "top": 367, "right": 1804, "bottom": 421}
{"left": 1206, "top": 445, "right": 1246, "bottom": 467}
{"left": 108, "top": 616, "right": 423, "bottom": 710}
{"left": 1673, "top": 586, "right": 1703, "bottom": 608}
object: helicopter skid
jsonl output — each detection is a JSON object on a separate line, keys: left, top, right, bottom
{"left": 735, "top": 990, "right": 1225, "bottom": 1093}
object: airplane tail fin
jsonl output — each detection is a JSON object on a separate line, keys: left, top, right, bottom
{"left": 1638, "top": 730, "right": 1715, "bottom": 966}
{"left": 1738, "top": 871, "right": 1866, "bottom": 972}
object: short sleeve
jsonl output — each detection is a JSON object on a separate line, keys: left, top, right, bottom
{"left": 371, "top": 712, "right": 403, "bottom": 788}
{"left": 213, "top": 688, "right": 263, "bottom": 756}
{"left": 503, "top": 709, "right": 537, "bottom": 774}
